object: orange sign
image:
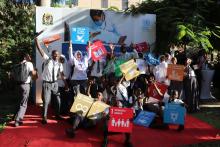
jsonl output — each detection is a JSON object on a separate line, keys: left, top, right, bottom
{"left": 167, "top": 64, "right": 184, "bottom": 81}
{"left": 42, "top": 34, "right": 61, "bottom": 45}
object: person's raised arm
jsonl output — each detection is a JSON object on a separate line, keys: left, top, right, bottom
{"left": 68, "top": 40, "right": 75, "bottom": 65}
{"left": 109, "top": 43, "right": 115, "bottom": 59}
{"left": 34, "top": 30, "right": 46, "bottom": 58}
{"left": 86, "top": 41, "right": 92, "bottom": 61}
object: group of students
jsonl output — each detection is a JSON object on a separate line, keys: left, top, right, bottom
{"left": 13, "top": 30, "right": 206, "bottom": 147}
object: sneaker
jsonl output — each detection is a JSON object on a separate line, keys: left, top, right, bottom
{"left": 14, "top": 121, "right": 19, "bottom": 127}
{"left": 42, "top": 118, "right": 47, "bottom": 124}
{"left": 65, "top": 128, "right": 75, "bottom": 138}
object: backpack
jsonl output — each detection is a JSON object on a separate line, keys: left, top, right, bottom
{"left": 12, "top": 62, "right": 30, "bottom": 83}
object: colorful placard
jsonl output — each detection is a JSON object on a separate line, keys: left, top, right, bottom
{"left": 163, "top": 103, "right": 186, "bottom": 125}
{"left": 134, "top": 42, "right": 149, "bottom": 53}
{"left": 124, "top": 66, "right": 140, "bottom": 81}
{"left": 87, "top": 101, "right": 110, "bottom": 120}
{"left": 70, "top": 93, "right": 94, "bottom": 117}
{"left": 119, "top": 59, "right": 136, "bottom": 74}
{"left": 108, "top": 107, "right": 133, "bottom": 133}
{"left": 71, "top": 27, "right": 89, "bottom": 44}
{"left": 42, "top": 34, "right": 61, "bottom": 45}
{"left": 89, "top": 40, "right": 107, "bottom": 61}
{"left": 133, "top": 111, "right": 156, "bottom": 127}
{"left": 167, "top": 64, "right": 185, "bottom": 81}
{"left": 148, "top": 82, "right": 168, "bottom": 100}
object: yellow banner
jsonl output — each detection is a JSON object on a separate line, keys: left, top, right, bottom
{"left": 70, "top": 93, "right": 94, "bottom": 117}
{"left": 119, "top": 59, "right": 137, "bottom": 74}
{"left": 124, "top": 66, "right": 140, "bottom": 81}
{"left": 87, "top": 101, "right": 110, "bottom": 120}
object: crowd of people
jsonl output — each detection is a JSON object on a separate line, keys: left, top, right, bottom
{"left": 12, "top": 29, "right": 211, "bottom": 147}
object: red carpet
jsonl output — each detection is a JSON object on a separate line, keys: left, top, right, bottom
{"left": 0, "top": 105, "right": 220, "bottom": 147}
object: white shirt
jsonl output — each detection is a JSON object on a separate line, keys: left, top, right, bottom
{"left": 116, "top": 81, "right": 130, "bottom": 101}
{"left": 42, "top": 54, "right": 63, "bottom": 82}
{"left": 69, "top": 48, "right": 91, "bottom": 80}
{"left": 90, "top": 58, "right": 106, "bottom": 77}
{"left": 22, "top": 60, "right": 34, "bottom": 84}
{"left": 153, "top": 61, "right": 169, "bottom": 84}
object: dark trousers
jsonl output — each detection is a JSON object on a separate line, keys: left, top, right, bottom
{"left": 15, "top": 83, "right": 31, "bottom": 121}
{"left": 42, "top": 82, "right": 61, "bottom": 118}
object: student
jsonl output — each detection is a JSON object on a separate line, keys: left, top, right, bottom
{"left": 183, "top": 58, "right": 199, "bottom": 113}
{"left": 102, "top": 75, "right": 133, "bottom": 147}
{"left": 68, "top": 41, "right": 91, "bottom": 95}
{"left": 116, "top": 44, "right": 139, "bottom": 62}
{"left": 13, "top": 53, "right": 38, "bottom": 127}
{"left": 35, "top": 31, "right": 68, "bottom": 124}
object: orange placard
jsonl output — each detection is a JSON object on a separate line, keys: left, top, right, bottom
{"left": 167, "top": 64, "right": 184, "bottom": 81}
{"left": 42, "top": 34, "right": 61, "bottom": 45}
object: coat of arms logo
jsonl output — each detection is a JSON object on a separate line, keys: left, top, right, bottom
{"left": 42, "top": 13, "right": 53, "bottom": 25}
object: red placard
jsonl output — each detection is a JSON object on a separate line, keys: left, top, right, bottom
{"left": 148, "top": 82, "right": 168, "bottom": 100}
{"left": 89, "top": 41, "right": 107, "bottom": 61}
{"left": 42, "top": 34, "right": 61, "bottom": 45}
{"left": 167, "top": 64, "right": 185, "bottom": 81}
{"left": 134, "top": 42, "right": 149, "bottom": 53}
{"left": 108, "top": 107, "right": 133, "bottom": 133}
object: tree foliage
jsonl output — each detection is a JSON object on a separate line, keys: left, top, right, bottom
{"left": 126, "top": 0, "right": 220, "bottom": 53}
{"left": 0, "top": 0, "right": 34, "bottom": 89}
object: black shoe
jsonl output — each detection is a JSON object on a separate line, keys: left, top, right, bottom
{"left": 124, "top": 141, "right": 133, "bottom": 147}
{"left": 177, "top": 125, "right": 184, "bottom": 132}
{"left": 14, "top": 121, "right": 19, "bottom": 127}
{"left": 55, "top": 115, "right": 64, "bottom": 120}
{"left": 102, "top": 138, "right": 108, "bottom": 147}
{"left": 42, "top": 118, "right": 47, "bottom": 124}
{"left": 65, "top": 128, "right": 75, "bottom": 138}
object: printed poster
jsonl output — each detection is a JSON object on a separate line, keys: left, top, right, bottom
{"left": 108, "top": 107, "right": 133, "bottom": 133}
{"left": 89, "top": 41, "right": 107, "bottom": 61}
{"left": 71, "top": 27, "right": 89, "bottom": 45}
{"left": 164, "top": 103, "right": 186, "bottom": 125}
{"left": 148, "top": 82, "right": 168, "bottom": 100}
{"left": 133, "top": 111, "right": 156, "bottom": 127}
{"left": 167, "top": 64, "right": 184, "bottom": 81}
{"left": 70, "top": 93, "right": 94, "bottom": 117}
{"left": 87, "top": 101, "right": 110, "bottom": 120}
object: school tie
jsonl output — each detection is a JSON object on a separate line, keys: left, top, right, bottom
{"left": 52, "top": 63, "right": 55, "bottom": 82}
{"left": 97, "top": 60, "right": 100, "bottom": 73}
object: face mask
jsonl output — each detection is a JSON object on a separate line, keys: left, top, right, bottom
{"left": 95, "top": 20, "right": 103, "bottom": 26}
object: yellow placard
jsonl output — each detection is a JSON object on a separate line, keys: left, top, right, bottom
{"left": 167, "top": 64, "right": 185, "bottom": 81}
{"left": 70, "top": 93, "right": 94, "bottom": 117}
{"left": 119, "top": 59, "right": 137, "bottom": 74}
{"left": 87, "top": 101, "right": 110, "bottom": 120}
{"left": 124, "top": 66, "right": 140, "bottom": 81}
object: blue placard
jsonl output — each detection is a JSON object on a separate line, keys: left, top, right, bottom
{"left": 163, "top": 103, "right": 186, "bottom": 125}
{"left": 71, "top": 27, "right": 89, "bottom": 45}
{"left": 133, "top": 111, "right": 156, "bottom": 127}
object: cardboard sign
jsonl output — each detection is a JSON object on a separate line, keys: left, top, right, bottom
{"left": 135, "top": 42, "right": 149, "bottom": 53}
{"left": 42, "top": 34, "right": 61, "bottom": 45}
{"left": 124, "top": 66, "right": 140, "bottom": 81}
{"left": 71, "top": 27, "right": 89, "bottom": 44}
{"left": 70, "top": 93, "right": 94, "bottom": 117}
{"left": 164, "top": 103, "right": 186, "bottom": 125}
{"left": 119, "top": 59, "right": 136, "bottom": 74}
{"left": 167, "top": 64, "right": 184, "bottom": 81}
{"left": 87, "top": 101, "right": 110, "bottom": 120}
{"left": 114, "top": 59, "right": 126, "bottom": 77}
{"left": 89, "top": 41, "right": 107, "bottom": 61}
{"left": 108, "top": 107, "right": 133, "bottom": 133}
{"left": 148, "top": 82, "right": 168, "bottom": 100}
{"left": 133, "top": 111, "right": 156, "bottom": 127}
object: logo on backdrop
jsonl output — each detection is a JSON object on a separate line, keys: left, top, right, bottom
{"left": 42, "top": 13, "right": 53, "bottom": 25}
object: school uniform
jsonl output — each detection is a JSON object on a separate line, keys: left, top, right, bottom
{"left": 42, "top": 53, "right": 63, "bottom": 119}
{"left": 15, "top": 60, "right": 34, "bottom": 124}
